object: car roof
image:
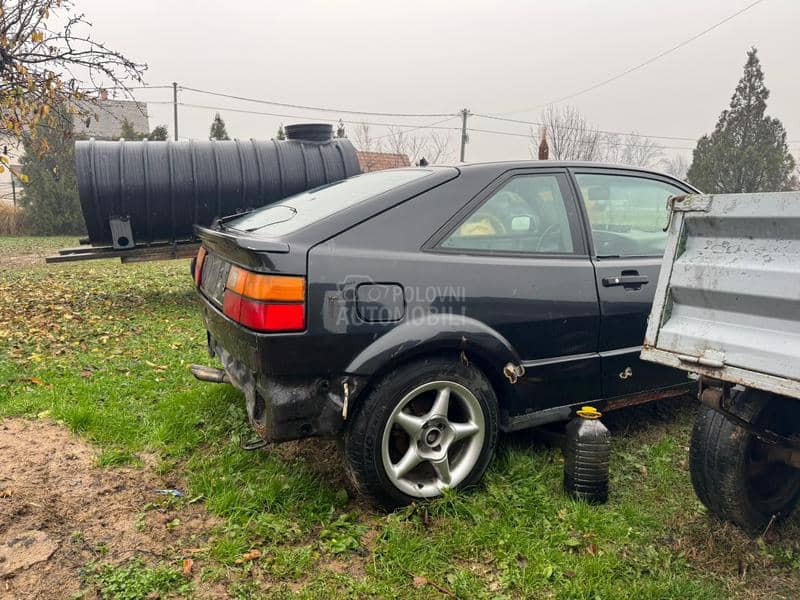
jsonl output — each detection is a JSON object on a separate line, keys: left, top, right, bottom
{"left": 442, "top": 160, "right": 672, "bottom": 177}
{"left": 412, "top": 161, "right": 696, "bottom": 191}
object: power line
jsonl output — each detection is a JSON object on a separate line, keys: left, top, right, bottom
{"left": 175, "top": 102, "right": 461, "bottom": 133}
{"left": 472, "top": 114, "right": 800, "bottom": 145}
{"left": 179, "top": 86, "right": 455, "bottom": 118}
{"left": 467, "top": 127, "right": 696, "bottom": 150}
{"left": 87, "top": 84, "right": 174, "bottom": 91}
{"left": 497, "top": 0, "right": 769, "bottom": 115}
{"left": 372, "top": 116, "right": 460, "bottom": 141}
{"left": 473, "top": 113, "right": 700, "bottom": 142}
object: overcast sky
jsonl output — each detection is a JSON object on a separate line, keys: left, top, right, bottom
{"left": 81, "top": 0, "right": 799, "bottom": 165}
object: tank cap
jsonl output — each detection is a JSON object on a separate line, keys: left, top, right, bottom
{"left": 576, "top": 406, "right": 602, "bottom": 419}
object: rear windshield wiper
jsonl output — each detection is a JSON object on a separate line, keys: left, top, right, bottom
{"left": 215, "top": 209, "right": 255, "bottom": 229}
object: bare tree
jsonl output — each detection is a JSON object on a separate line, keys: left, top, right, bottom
{"left": 601, "top": 132, "right": 664, "bottom": 167}
{"left": 660, "top": 154, "right": 690, "bottom": 180}
{"left": 354, "top": 122, "right": 382, "bottom": 153}
{"left": 535, "top": 105, "right": 602, "bottom": 161}
{"left": 0, "top": 0, "right": 146, "bottom": 155}
{"left": 359, "top": 124, "right": 455, "bottom": 165}
{"left": 532, "top": 106, "right": 663, "bottom": 168}
{"left": 385, "top": 127, "right": 426, "bottom": 164}
{"left": 421, "top": 132, "right": 454, "bottom": 164}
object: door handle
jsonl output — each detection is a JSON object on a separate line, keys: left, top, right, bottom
{"left": 602, "top": 275, "right": 649, "bottom": 287}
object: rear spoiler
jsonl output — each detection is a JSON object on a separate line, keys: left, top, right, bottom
{"left": 194, "top": 225, "right": 290, "bottom": 254}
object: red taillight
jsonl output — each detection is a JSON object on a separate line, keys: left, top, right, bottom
{"left": 221, "top": 267, "right": 306, "bottom": 333}
{"left": 194, "top": 246, "right": 207, "bottom": 286}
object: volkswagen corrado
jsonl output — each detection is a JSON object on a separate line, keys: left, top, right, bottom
{"left": 192, "top": 161, "right": 695, "bottom": 507}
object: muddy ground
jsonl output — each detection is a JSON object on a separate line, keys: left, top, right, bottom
{"left": 0, "top": 418, "right": 220, "bottom": 599}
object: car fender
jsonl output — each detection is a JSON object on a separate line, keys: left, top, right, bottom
{"left": 345, "top": 313, "right": 524, "bottom": 382}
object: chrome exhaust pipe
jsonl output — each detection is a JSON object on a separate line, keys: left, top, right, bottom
{"left": 190, "top": 364, "right": 230, "bottom": 384}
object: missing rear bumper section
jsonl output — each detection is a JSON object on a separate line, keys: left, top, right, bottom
{"left": 203, "top": 336, "right": 360, "bottom": 443}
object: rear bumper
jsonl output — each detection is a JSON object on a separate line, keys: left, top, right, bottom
{"left": 200, "top": 296, "right": 361, "bottom": 442}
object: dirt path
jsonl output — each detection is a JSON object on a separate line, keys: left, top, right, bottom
{"left": 0, "top": 419, "right": 219, "bottom": 599}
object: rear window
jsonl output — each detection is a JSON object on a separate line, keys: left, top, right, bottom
{"left": 225, "top": 169, "right": 432, "bottom": 235}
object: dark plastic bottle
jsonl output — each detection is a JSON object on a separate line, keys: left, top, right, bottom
{"left": 563, "top": 406, "right": 610, "bottom": 503}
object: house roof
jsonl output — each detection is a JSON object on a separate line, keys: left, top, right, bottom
{"left": 73, "top": 99, "right": 150, "bottom": 139}
{"left": 356, "top": 150, "right": 411, "bottom": 172}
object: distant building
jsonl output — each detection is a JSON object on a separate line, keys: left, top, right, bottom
{"left": 0, "top": 160, "right": 23, "bottom": 206}
{"left": 356, "top": 150, "right": 411, "bottom": 172}
{"left": 73, "top": 99, "right": 150, "bottom": 139}
{"left": 0, "top": 99, "right": 151, "bottom": 204}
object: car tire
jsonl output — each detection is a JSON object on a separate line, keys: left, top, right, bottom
{"left": 343, "top": 356, "right": 498, "bottom": 509}
{"left": 689, "top": 389, "right": 800, "bottom": 534}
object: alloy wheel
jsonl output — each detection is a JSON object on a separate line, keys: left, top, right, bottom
{"left": 381, "top": 380, "right": 485, "bottom": 498}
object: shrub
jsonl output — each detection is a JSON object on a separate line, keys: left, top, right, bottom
{"left": 0, "top": 203, "right": 27, "bottom": 234}
{"left": 18, "top": 111, "right": 86, "bottom": 236}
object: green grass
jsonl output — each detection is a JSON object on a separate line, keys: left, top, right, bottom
{"left": 86, "top": 559, "right": 193, "bottom": 600}
{"left": 2, "top": 235, "right": 799, "bottom": 599}
{"left": 0, "top": 234, "right": 81, "bottom": 255}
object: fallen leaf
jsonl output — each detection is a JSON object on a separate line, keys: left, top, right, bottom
{"left": 412, "top": 575, "right": 428, "bottom": 587}
{"left": 0, "top": 488, "right": 12, "bottom": 498}
{"left": 235, "top": 549, "right": 261, "bottom": 564}
{"left": 29, "top": 377, "right": 44, "bottom": 385}
{"left": 182, "top": 558, "right": 194, "bottom": 576}
{"left": 586, "top": 543, "right": 597, "bottom": 557}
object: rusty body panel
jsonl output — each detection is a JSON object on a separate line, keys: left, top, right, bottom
{"left": 602, "top": 386, "right": 688, "bottom": 411}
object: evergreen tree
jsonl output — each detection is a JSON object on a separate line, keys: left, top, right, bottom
{"left": 209, "top": 113, "right": 230, "bottom": 140}
{"left": 148, "top": 125, "right": 169, "bottom": 141}
{"left": 116, "top": 119, "right": 168, "bottom": 141}
{"left": 276, "top": 123, "right": 286, "bottom": 141}
{"left": 687, "top": 48, "right": 795, "bottom": 193}
{"left": 119, "top": 118, "right": 140, "bottom": 140}
{"left": 19, "top": 111, "right": 85, "bottom": 235}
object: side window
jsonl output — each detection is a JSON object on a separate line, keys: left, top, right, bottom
{"left": 575, "top": 173, "right": 684, "bottom": 257}
{"left": 441, "top": 174, "right": 576, "bottom": 254}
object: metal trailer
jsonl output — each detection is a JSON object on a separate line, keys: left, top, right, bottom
{"left": 641, "top": 191, "right": 800, "bottom": 534}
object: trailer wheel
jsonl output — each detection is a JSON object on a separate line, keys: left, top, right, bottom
{"left": 689, "top": 389, "right": 800, "bottom": 534}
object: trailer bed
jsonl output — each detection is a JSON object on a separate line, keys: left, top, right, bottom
{"left": 641, "top": 192, "right": 800, "bottom": 400}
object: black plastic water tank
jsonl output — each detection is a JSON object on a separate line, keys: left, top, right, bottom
{"left": 75, "top": 125, "right": 361, "bottom": 247}
{"left": 563, "top": 406, "right": 611, "bottom": 503}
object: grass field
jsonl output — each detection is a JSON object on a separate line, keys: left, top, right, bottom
{"left": 1, "top": 235, "right": 799, "bottom": 599}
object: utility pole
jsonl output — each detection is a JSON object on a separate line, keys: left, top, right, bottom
{"left": 172, "top": 82, "right": 179, "bottom": 141}
{"left": 459, "top": 108, "right": 470, "bottom": 162}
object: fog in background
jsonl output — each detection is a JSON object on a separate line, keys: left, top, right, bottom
{"left": 82, "top": 0, "right": 799, "bottom": 164}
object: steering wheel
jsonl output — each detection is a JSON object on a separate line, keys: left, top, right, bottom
{"left": 470, "top": 212, "right": 507, "bottom": 235}
{"left": 536, "top": 223, "right": 562, "bottom": 252}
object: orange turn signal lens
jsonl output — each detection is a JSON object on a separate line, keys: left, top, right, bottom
{"left": 194, "top": 246, "right": 207, "bottom": 286}
{"left": 225, "top": 267, "right": 305, "bottom": 302}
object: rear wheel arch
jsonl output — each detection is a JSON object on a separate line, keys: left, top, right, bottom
{"left": 345, "top": 315, "right": 521, "bottom": 408}
{"left": 347, "top": 343, "right": 513, "bottom": 422}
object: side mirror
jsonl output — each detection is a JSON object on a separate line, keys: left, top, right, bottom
{"left": 510, "top": 215, "right": 532, "bottom": 232}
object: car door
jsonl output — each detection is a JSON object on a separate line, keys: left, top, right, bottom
{"left": 427, "top": 169, "right": 601, "bottom": 422}
{"left": 570, "top": 168, "right": 692, "bottom": 398}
